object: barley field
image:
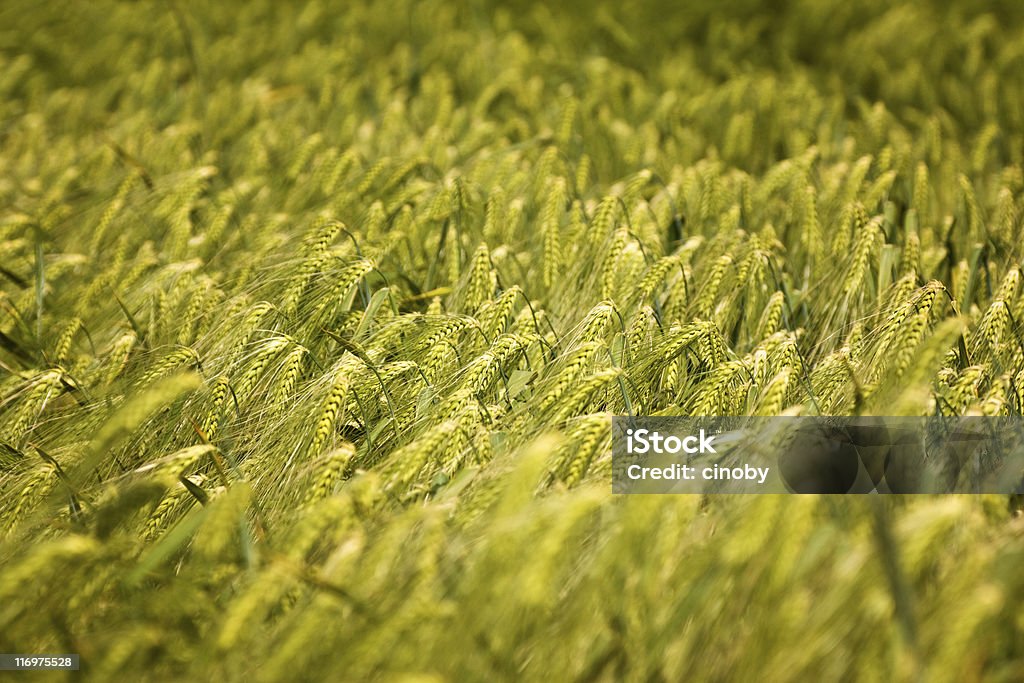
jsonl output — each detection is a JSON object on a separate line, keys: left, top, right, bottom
{"left": 2, "top": 0, "right": 1024, "bottom": 680}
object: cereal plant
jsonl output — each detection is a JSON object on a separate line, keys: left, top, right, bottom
{"left": 1, "top": 0, "right": 1024, "bottom": 680}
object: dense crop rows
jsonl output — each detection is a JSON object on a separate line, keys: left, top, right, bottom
{"left": 2, "top": 0, "right": 1024, "bottom": 680}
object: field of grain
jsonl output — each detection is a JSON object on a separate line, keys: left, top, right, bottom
{"left": 2, "top": 0, "right": 1024, "bottom": 680}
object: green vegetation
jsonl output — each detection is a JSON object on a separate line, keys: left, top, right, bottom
{"left": 2, "top": 0, "right": 1024, "bottom": 679}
